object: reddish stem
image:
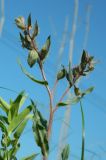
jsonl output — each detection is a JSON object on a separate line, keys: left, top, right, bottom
{"left": 53, "top": 86, "right": 70, "bottom": 113}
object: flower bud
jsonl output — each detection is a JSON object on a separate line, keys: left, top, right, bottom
{"left": 15, "top": 16, "right": 26, "bottom": 30}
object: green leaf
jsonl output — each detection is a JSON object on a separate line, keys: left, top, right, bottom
{"left": 32, "top": 101, "right": 49, "bottom": 157}
{"left": 40, "top": 36, "right": 51, "bottom": 62}
{"left": 32, "top": 21, "right": 39, "bottom": 39}
{"left": 0, "top": 97, "right": 10, "bottom": 114}
{"left": 81, "top": 50, "right": 88, "bottom": 70}
{"left": 81, "top": 50, "right": 87, "bottom": 63}
{"left": 27, "top": 14, "right": 31, "bottom": 29}
{"left": 8, "top": 143, "right": 20, "bottom": 159}
{"left": 7, "top": 105, "right": 32, "bottom": 135}
{"left": 62, "top": 86, "right": 94, "bottom": 107}
{"left": 21, "top": 153, "right": 39, "bottom": 160}
{"left": 66, "top": 62, "right": 73, "bottom": 86}
{"left": 68, "top": 61, "right": 73, "bottom": 84}
{"left": 61, "top": 144, "right": 70, "bottom": 160}
{"left": 57, "top": 101, "right": 71, "bottom": 107}
{"left": 0, "top": 148, "right": 6, "bottom": 160}
{"left": 13, "top": 118, "right": 27, "bottom": 138}
{"left": 8, "top": 91, "right": 27, "bottom": 122}
{"left": 0, "top": 120, "right": 8, "bottom": 134}
{"left": 80, "top": 101, "right": 85, "bottom": 160}
{"left": 27, "top": 50, "right": 39, "bottom": 67}
{"left": 0, "top": 115, "right": 9, "bottom": 124}
{"left": 69, "top": 96, "right": 81, "bottom": 105}
{"left": 14, "top": 114, "right": 33, "bottom": 139}
{"left": 18, "top": 59, "right": 48, "bottom": 85}
{"left": 20, "top": 33, "right": 25, "bottom": 43}
{"left": 81, "top": 87, "right": 94, "bottom": 96}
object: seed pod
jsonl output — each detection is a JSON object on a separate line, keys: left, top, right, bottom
{"left": 57, "top": 68, "right": 66, "bottom": 80}
{"left": 15, "top": 16, "right": 26, "bottom": 30}
{"left": 74, "top": 86, "right": 81, "bottom": 96}
{"left": 27, "top": 50, "right": 39, "bottom": 67}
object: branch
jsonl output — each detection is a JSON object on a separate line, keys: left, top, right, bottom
{"left": 53, "top": 86, "right": 70, "bottom": 113}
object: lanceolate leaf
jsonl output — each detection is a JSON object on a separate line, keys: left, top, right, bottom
{"left": 8, "top": 91, "right": 27, "bottom": 122}
{"left": 68, "top": 61, "right": 73, "bottom": 84}
{"left": 81, "top": 50, "right": 87, "bottom": 63}
{"left": 21, "top": 153, "right": 39, "bottom": 160}
{"left": 7, "top": 105, "right": 32, "bottom": 135}
{"left": 0, "top": 97, "right": 10, "bottom": 114}
{"left": 32, "top": 101, "right": 49, "bottom": 157}
{"left": 27, "top": 13, "right": 32, "bottom": 29}
{"left": 8, "top": 143, "right": 20, "bottom": 159}
{"left": 20, "top": 33, "right": 25, "bottom": 43}
{"left": 81, "top": 87, "right": 94, "bottom": 96}
{"left": 61, "top": 144, "right": 70, "bottom": 160}
{"left": 57, "top": 86, "right": 94, "bottom": 107}
{"left": 18, "top": 60, "right": 48, "bottom": 85}
{"left": 13, "top": 114, "right": 32, "bottom": 139}
{"left": 70, "top": 96, "right": 82, "bottom": 104}
{"left": 0, "top": 148, "right": 6, "bottom": 160}
{"left": 40, "top": 36, "right": 51, "bottom": 62}
{"left": 57, "top": 101, "right": 71, "bottom": 107}
{"left": 32, "top": 21, "right": 39, "bottom": 39}
{"left": 57, "top": 96, "right": 82, "bottom": 107}
{"left": 0, "top": 120, "right": 8, "bottom": 134}
{"left": 80, "top": 101, "right": 85, "bottom": 160}
{"left": 0, "top": 115, "right": 9, "bottom": 124}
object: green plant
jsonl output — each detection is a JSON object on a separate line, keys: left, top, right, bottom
{"left": 0, "top": 14, "right": 95, "bottom": 160}
{"left": 0, "top": 91, "right": 38, "bottom": 160}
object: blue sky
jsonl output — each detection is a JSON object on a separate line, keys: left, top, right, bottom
{"left": 0, "top": 0, "right": 106, "bottom": 160}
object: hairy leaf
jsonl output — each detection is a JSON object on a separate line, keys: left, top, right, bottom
{"left": 81, "top": 87, "right": 94, "bottom": 96}
{"left": 8, "top": 91, "right": 27, "bottom": 122}
{"left": 27, "top": 14, "right": 31, "bottom": 29}
{"left": 57, "top": 101, "right": 71, "bottom": 107}
{"left": 0, "top": 120, "right": 8, "bottom": 134}
{"left": 18, "top": 59, "right": 48, "bottom": 85}
{"left": 0, "top": 97, "right": 10, "bottom": 114}
{"left": 13, "top": 114, "right": 32, "bottom": 139}
{"left": 40, "top": 36, "right": 51, "bottom": 62}
{"left": 32, "top": 21, "right": 39, "bottom": 39}
{"left": 68, "top": 96, "right": 81, "bottom": 105}
{"left": 7, "top": 105, "right": 32, "bottom": 135}
{"left": 32, "top": 101, "right": 49, "bottom": 157}
{"left": 8, "top": 143, "right": 20, "bottom": 159}
{"left": 68, "top": 61, "right": 73, "bottom": 84}
{"left": 0, "top": 115, "right": 9, "bottom": 124}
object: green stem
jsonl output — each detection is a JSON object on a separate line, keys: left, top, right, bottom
{"left": 80, "top": 101, "right": 85, "bottom": 160}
